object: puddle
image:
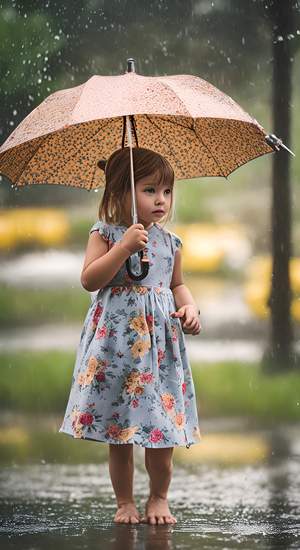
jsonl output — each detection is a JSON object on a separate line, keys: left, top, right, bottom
{"left": 0, "top": 421, "right": 299, "bottom": 549}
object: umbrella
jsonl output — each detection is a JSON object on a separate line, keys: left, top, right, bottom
{"left": 0, "top": 58, "right": 294, "bottom": 280}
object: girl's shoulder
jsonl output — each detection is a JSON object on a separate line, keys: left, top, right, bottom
{"left": 89, "top": 220, "right": 122, "bottom": 242}
{"left": 89, "top": 220, "right": 110, "bottom": 241}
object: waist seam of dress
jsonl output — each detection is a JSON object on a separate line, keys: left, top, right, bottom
{"left": 104, "top": 285, "right": 172, "bottom": 290}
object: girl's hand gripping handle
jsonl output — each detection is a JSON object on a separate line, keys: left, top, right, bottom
{"left": 119, "top": 224, "right": 150, "bottom": 282}
{"left": 119, "top": 224, "right": 149, "bottom": 255}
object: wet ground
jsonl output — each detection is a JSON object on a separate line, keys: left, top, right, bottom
{"left": 0, "top": 420, "right": 299, "bottom": 549}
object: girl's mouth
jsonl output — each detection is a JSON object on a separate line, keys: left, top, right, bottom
{"left": 153, "top": 210, "right": 165, "bottom": 214}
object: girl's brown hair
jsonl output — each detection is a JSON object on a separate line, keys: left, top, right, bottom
{"left": 97, "top": 147, "right": 175, "bottom": 228}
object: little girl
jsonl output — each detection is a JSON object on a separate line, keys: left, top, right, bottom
{"left": 59, "top": 146, "right": 202, "bottom": 525}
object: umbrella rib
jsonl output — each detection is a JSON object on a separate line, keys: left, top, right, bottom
{"left": 145, "top": 115, "right": 185, "bottom": 176}
{"left": 145, "top": 115, "right": 226, "bottom": 178}
{"left": 88, "top": 118, "right": 121, "bottom": 190}
{"left": 12, "top": 134, "right": 49, "bottom": 185}
{"left": 151, "top": 115, "right": 194, "bottom": 132}
{"left": 156, "top": 78, "right": 192, "bottom": 118}
{"left": 193, "top": 124, "right": 227, "bottom": 178}
{"left": 12, "top": 118, "right": 117, "bottom": 188}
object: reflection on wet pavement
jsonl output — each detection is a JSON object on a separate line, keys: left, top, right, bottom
{"left": 0, "top": 428, "right": 299, "bottom": 550}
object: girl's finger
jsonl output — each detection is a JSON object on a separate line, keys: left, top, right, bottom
{"left": 184, "top": 318, "right": 196, "bottom": 328}
{"left": 183, "top": 316, "right": 192, "bottom": 325}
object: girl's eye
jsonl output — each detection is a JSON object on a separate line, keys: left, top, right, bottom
{"left": 145, "top": 188, "right": 171, "bottom": 194}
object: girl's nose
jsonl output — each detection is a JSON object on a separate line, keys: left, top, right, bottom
{"left": 155, "top": 194, "right": 165, "bottom": 204}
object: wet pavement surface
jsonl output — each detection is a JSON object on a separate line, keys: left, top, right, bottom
{"left": 0, "top": 429, "right": 299, "bottom": 550}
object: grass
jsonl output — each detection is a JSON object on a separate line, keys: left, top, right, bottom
{"left": 0, "top": 285, "right": 91, "bottom": 328}
{"left": 0, "top": 351, "right": 299, "bottom": 421}
{"left": 192, "top": 361, "right": 300, "bottom": 421}
{"left": 0, "top": 351, "right": 75, "bottom": 413}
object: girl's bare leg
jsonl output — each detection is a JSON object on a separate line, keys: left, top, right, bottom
{"left": 141, "top": 447, "right": 177, "bottom": 524}
{"left": 109, "top": 443, "right": 141, "bottom": 523}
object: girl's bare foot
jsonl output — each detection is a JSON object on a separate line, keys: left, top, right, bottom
{"left": 114, "top": 501, "right": 141, "bottom": 524}
{"left": 141, "top": 495, "right": 177, "bottom": 525}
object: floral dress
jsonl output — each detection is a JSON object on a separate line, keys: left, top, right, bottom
{"left": 59, "top": 221, "right": 202, "bottom": 448}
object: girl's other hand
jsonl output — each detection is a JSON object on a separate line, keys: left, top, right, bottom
{"left": 120, "top": 223, "right": 149, "bottom": 255}
{"left": 171, "top": 305, "right": 201, "bottom": 335}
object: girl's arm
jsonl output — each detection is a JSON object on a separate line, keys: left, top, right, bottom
{"left": 170, "top": 248, "right": 198, "bottom": 310}
{"left": 170, "top": 248, "right": 201, "bottom": 334}
{"left": 81, "top": 232, "right": 130, "bottom": 292}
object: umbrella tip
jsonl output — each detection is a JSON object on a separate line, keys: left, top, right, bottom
{"left": 126, "top": 58, "right": 136, "bottom": 73}
{"left": 265, "top": 133, "right": 295, "bottom": 157}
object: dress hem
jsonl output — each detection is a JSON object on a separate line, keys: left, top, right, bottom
{"left": 58, "top": 427, "right": 202, "bottom": 449}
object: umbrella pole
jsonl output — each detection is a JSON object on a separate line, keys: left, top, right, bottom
{"left": 125, "top": 115, "right": 150, "bottom": 281}
{"left": 126, "top": 115, "right": 138, "bottom": 225}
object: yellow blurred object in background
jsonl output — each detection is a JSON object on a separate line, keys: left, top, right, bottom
{"left": 0, "top": 215, "right": 18, "bottom": 248}
{"left": 244, "top": 256, "right": 300, "bottom": 321}
{"left": 171, "top": 223, "right": 250, "bottom": 272}
{"left": 0, "top": 208, "right": 69, "bottom": 249}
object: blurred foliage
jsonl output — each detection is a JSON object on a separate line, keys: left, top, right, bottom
{"left": 0, "top": 285, "right": 91, "bottom": 328}
{"left": 69, "top": 216, "right": 95, "bottom": 247}
{"left": 0, "top": 351, "right": 74, "bottom": 413}
{"left": 0, "top": 351, "right": 300, "bottom": 421}
{"left": 195, "top": 360, "right": 300, "bottom": 420}
{"left": 0, "top": 6, "right": 62, "bottom": 100}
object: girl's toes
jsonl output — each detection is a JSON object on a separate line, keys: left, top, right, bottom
{"left": 142, "top": 516, "right": 149, "bottom": 524}
{"left": 149, "top": 515, "right": 156, "bottom": 525}
{"left": 165, "top": 516, "right": 173, "bottom": 523}
{"left": 130, "top": 516, "right": 139, "bottom": 523}
{"left": 157, "top": 516, "right": 165, "bottom": 524}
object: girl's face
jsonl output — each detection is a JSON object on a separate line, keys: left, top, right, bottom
{"left": 123, "top": 170, "right": 173, "bottom": 228}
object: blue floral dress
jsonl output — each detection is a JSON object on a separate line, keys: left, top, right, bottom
{"left": 59, "top": 221, "right": 201, "bottom": 448}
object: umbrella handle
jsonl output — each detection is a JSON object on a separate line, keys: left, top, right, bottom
{"left": 125, "top": 249, "right": 150, "bottom": 281}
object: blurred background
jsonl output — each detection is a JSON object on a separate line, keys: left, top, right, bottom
{"left": 0, "top": 1, "right": 300, "bottom": 547}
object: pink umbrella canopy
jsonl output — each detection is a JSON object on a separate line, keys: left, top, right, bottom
{"left": 0, "top": 58, "right": 284, "bottom": 190}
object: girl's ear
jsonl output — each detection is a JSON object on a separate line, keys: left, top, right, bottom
{"left": 97, "top": 159, "right": 107, "bottom": 172}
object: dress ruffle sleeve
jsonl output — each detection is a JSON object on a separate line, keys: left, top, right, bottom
{"left": 89, "top": 221, "right": 110, "bottom": 242}
{"left": 169, "top": 231, "right": 183, "bottom": 254}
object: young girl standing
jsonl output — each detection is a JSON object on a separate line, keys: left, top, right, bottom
{"left": 59, "top": 146, "right": 202, "bottom": 525}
